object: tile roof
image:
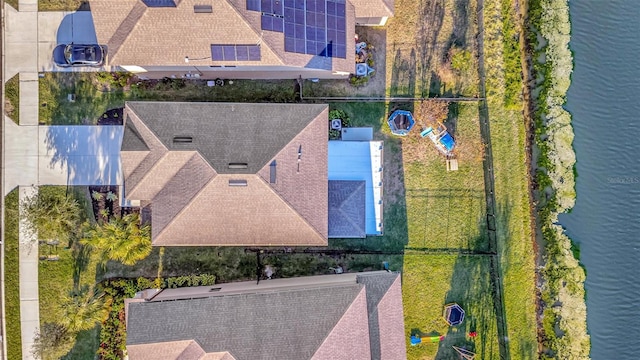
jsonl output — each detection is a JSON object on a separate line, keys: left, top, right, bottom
{"left": 349, "top": 0, "right": 394, "bottom": 18}
{"left": 328, "top": 180, "right": 366, "bottom": 238}
{"left": 126, "top": 272, "right": 405, "bottom": 360}
{"left": 90, "top": 0, "right": 355, "bottom": 73}
{"left": 121, "top": 102, "right": 328, "bottom": 246}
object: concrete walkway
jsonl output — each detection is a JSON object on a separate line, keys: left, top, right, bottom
{"left": 4, "top": 2, "right": 126, "bottom": 356}
{"left": 5, "top": 0, "right": 42, "bottom": 357}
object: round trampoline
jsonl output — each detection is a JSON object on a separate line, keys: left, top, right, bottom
{"left": 443, "top": 303, "right": 465, "bottom": 326}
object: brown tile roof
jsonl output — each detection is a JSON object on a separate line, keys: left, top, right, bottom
{"left": 349, "top": 0, "right": 394, "bottom": 18}
{"left": 121, "top": 102, "right": 328, "bottom": 246}
{"left": 90, "top": 0, "right": 354, "bottom": 73}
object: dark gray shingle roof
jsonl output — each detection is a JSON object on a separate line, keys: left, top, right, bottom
{"left": 125, "top": 102, "right": 328, "bottom": 174}
{"left": 356, "top": 273, "right": 399, "bottom": 360}
{"left": 126, "top": 285, "right": 363, "bottom": 360}
{"left": 328, "top": 180, "right": 366, "bottom": 238}
{"left": 121, "top": 115, "right": 149, "bottom": 151}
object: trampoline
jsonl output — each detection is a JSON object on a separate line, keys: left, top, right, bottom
{"left": 387, "top": 110, "right": 415, "bottom": 136}
{"left": 443, "top": 303, "right": 465, "bottom": 326}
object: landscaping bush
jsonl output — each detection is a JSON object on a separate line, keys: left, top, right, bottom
{"left": 449, "top": 48, "right": 473, "bottom": 73}
{"left": 97, "top": 274, "right": 216, "bottom": 359}
{"left": 96, "top": 72, "right": 133, "bottom": 89}
{"left": 349, "top": 75, "right": 370, "bottom": 87}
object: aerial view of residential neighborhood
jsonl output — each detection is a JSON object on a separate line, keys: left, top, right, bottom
{"left": 0, "top": 0, "right": 603, "bottom": 359}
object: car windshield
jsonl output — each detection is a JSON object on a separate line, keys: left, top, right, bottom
{"left": 65, "top": 45, "right": 99, "bottom": 63}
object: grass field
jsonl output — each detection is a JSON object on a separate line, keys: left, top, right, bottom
{"left": 403, "top": 102, "right": 486, "bottom": 251}
{"left": 403, "top": 254, "right": 499, "bottom": 359}
{"left": 483, "top": 0, "right": 538, "bottom": 358}
{"left": 4, "top": 190, "right": 22, "bottom": 360}
{"left": 382, "top": 0, "right": 504, "bottom": 358}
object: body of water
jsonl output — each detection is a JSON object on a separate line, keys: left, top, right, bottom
{"left": 559, "top": 1, "right": 640, "bottom": 358}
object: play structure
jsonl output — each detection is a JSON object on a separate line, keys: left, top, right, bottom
{"left": 453, "top": 346, "right": 476, "bottom": 360}
{"left": 420, "top": 123, "right": 456, "bottom": 155}
{"left": 387, "top": 110, "right": 415, "bottom": 136}
{"left": 409, "top": 331, "right": 477, "bottom": 346}
{"left": 443, "top": 303, "right": 465, "bottom": 326}
{"left": 410, "top": 334, "right": 445, "bottom": 346}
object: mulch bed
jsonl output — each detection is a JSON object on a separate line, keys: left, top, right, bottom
{"left": 97, "top": 107, "right": 123, "bottom": 125}
{"left": 88, "top": 185, "right": 137, "bottom": 223}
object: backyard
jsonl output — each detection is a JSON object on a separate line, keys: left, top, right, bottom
{"left": 24, "top": 0, "right": 540, "bottom": 358}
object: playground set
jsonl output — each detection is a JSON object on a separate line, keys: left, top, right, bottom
{"left": 409, "top": 303, "right": 477, "bottom": 359}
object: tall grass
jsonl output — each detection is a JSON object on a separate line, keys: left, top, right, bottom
{"left": 483, "top": 0, "right": 538, "bottom": 359}
{"left": 528, "top": 0, "right": 589, "bottom": 358}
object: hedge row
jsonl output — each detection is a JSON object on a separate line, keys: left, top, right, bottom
{"left": 97, "top": 274, "right": 216, "bottom": 360}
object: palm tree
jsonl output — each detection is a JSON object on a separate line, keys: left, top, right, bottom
{"left": 22, "top": 188, "right": 81, "bottom": 241}
{"left": 81, "top": 213, "right": 151, "bottom": 266}
{"left": 59, "top": 288, "right": 107, "bottom": 333}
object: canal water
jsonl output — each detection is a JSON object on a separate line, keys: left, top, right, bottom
{"left": 559, "top": 1, "right": 640, "bottom": 358}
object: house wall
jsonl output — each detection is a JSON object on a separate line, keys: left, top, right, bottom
{"left": 120, "top": 65, "right": 351, "bottom": 80}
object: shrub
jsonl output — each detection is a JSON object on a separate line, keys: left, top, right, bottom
{"left": 97, "top": 274, "right": 216, "bottom": 359}
{"left": 349, "top": 75, "right": 369, "bottom": 87}
{"left": 96, "top": 72, "right": 133, "bottom": 89}
{"left": 449, "top": 48, "right": 472, "bottom": 73}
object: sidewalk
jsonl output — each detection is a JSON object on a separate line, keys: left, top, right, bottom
{"left": 4, "top": 0, "right": 40, "bottom": 357}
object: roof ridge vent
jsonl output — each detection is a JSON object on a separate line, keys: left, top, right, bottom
{"left": 229, "top": 179, "right": 248, "bottom": 187}
{"left": 228, "top": 163, "right": 248, "bottom": 169}
{"left": 194, "top": 4, "right": 212, "bottom": 13}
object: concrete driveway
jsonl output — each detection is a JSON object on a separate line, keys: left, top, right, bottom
{"left": 37, "top": 11, "right": 111, "bottom": 72}
{"left": 3, "top": 118, "right": 123, "bottom": 195}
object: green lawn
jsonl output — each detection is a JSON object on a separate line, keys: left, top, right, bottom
{"left": 5, "top": 74, "right": 20, "bottom": 125}
{"left": 5, "top": 0, "right": 19, "bottom": 10}
{"left": 483, "top": 0, "right": 538, "bottom": 358}
{"left": 38, "top": 0, "right": 86, "bottom": 11}
{"left": 37, "top": 187, "right": 102, "bottom": 360}
{"left": 404, "top": 102, "right": 486, "bottom": 251}
{"left": 4, "top": 190, "right": 22, "bottom": 360}
{"left": 403, "top": 254, "right": 499, "bottom": 359}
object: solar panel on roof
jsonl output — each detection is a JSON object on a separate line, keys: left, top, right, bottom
{"left": 211, "top": 45, "right": 261, "bottom": 61}
{"left": 142, "top": 0, "right": 177, "bottom": 7}
{"left": 247, "top": 0, "right": 261, "bottom": 11}
{"left": 253, "top": 0, "right": 347, "bottom": 58}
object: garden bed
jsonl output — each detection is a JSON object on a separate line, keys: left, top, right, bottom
{"left": 88, "top": 185, "right": 136, "bottom": 223}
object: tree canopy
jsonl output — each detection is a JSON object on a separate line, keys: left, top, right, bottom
{"left": 81, "top": 213, "right": 151, "bottom": 266}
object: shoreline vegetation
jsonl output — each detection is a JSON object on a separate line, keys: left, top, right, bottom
{"left": 526, "top": 0, "right": 590, "bottom": 358}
